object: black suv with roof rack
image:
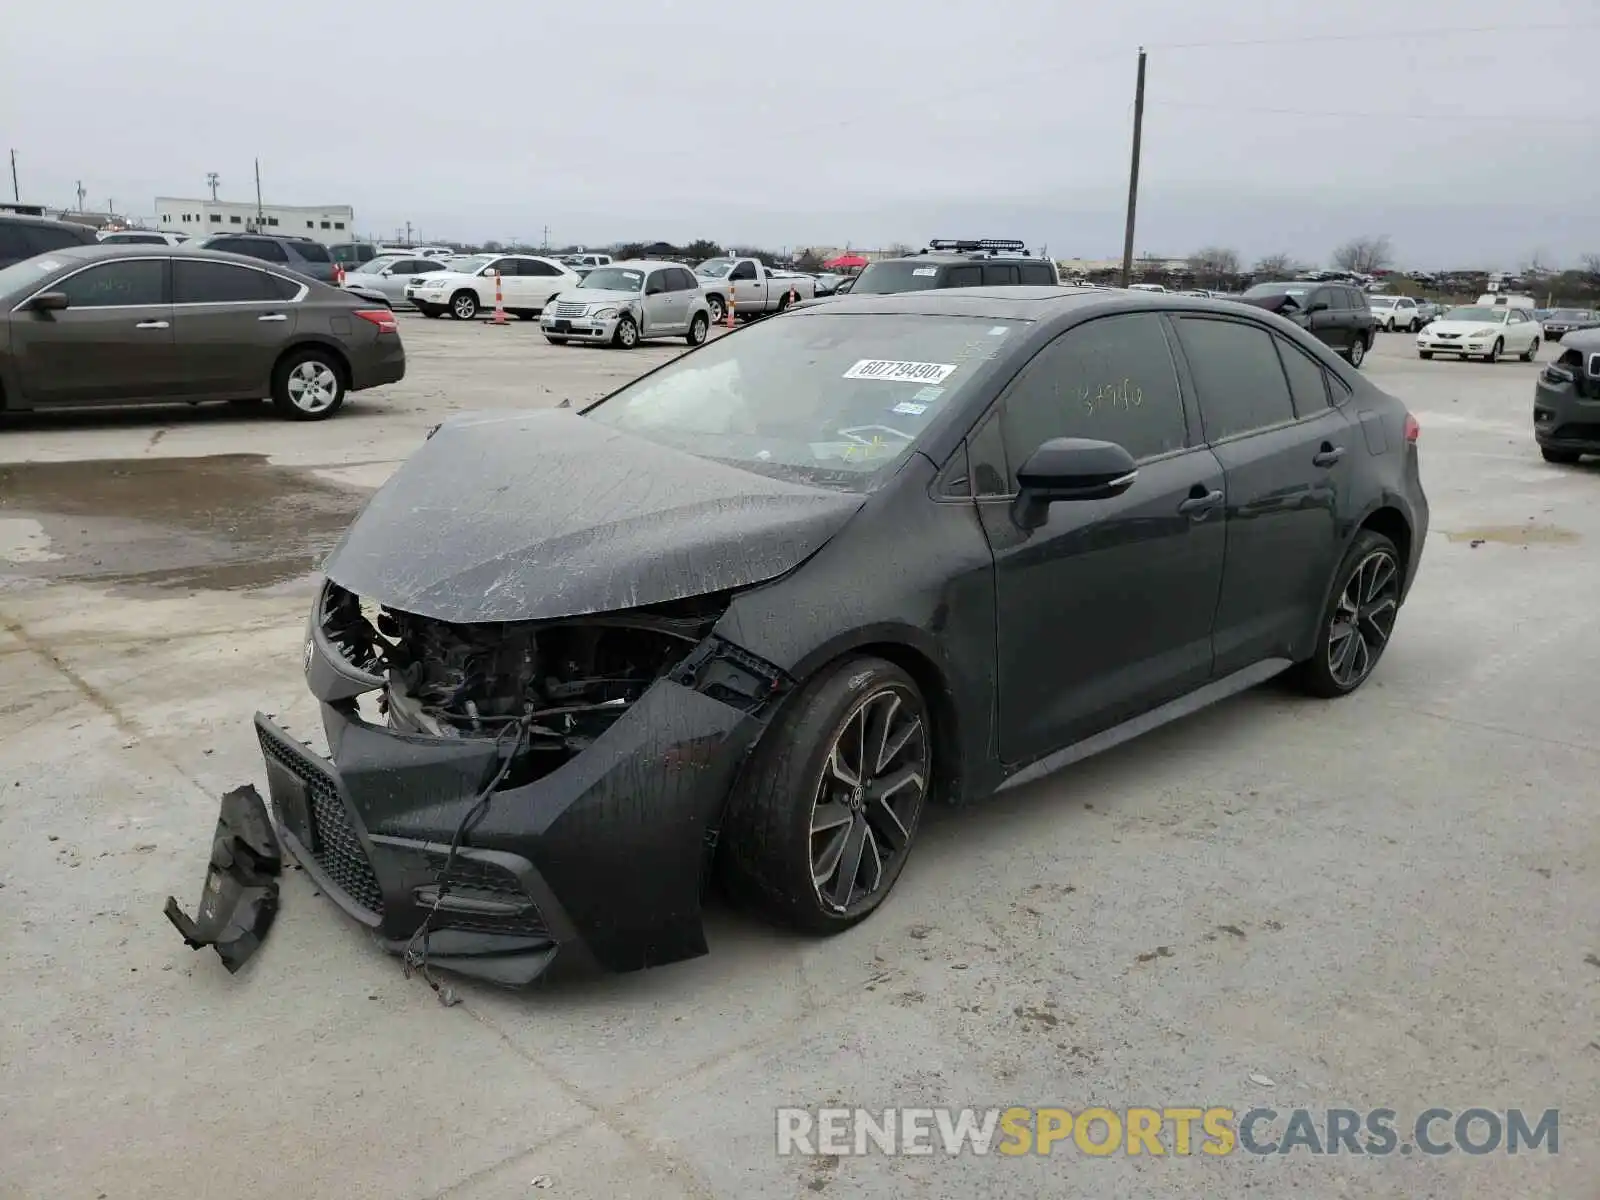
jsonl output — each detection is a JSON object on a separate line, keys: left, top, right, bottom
{"left": 0, "top": 213, "right": 100, "bottom": 269}
{"left": 842, "top": 239, "right": 1060, "bottom": 295}
{"left": 197, "top": 232, "right": 338, "bottom": 284}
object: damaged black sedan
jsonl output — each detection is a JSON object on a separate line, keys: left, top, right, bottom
{"left": 254, "top": 286, "right": 1427, "bottom": 985}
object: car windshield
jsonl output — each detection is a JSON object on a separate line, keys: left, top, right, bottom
{"left": 695, "top": 258, "right": 734, "bottom": 279}
{"left": 0, "top": 254, "right": 70, "bottom": 300}
{"left": 584, "top": 312, "right": 1030, "bottom": 492}
{"left": 851, "top": 262, "right": 946, "bottom": 294}
{"left": 1242, "top": 282, "right": 1309, "bottom": 299}
{"left": 446, "top": 254, "right": 492, "bottom": 272}
{"left": 579, "top": 267, "right": 644, "bottom": 291}
{"left": 1445, "top": 307, "right": 1503, "bottom": 322}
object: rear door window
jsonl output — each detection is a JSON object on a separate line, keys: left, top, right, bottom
{"left": 1173, "top": 316, "right": 1297, "bottom": 440}
{"left": 173, "top": 259, "right": 276, "bottom": 304}
{"left": 996, "top": 312, "right": 1191, "bottom": 475}
{"left": 945, "top": 265, "right": 982, "bottom": 287}
{"left": 982, "top": 263, "right": 1019, "bottom": 286}
{"left": 521, "top": 259, "right": 561, "bottom": 276}
{"left": 671, "top": 268, "right": 699, "bottom": 290}
{"left": 58, "top": 259, "right": 167, "bottom": 307}
{"left": 292, "top": 241, "right": 331, "bottom": 263}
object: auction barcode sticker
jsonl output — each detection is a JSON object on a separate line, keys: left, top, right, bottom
{"left": 843, "top": 360, "right": 957, "bottom": 384}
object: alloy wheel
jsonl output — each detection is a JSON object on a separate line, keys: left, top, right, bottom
{"left": 1349, "top": 338, "right": 1365, "bottom": 367}
{"left": 452, "top": 293, "right": 477, "bottom": 319}
{"left": 286, "top": 361, "right": 339, "bottom": 414}
{"left": 1327, "top": 549, "right": 1400, "bottom": 689}
{"left": 808, "top": 686, "right": 929, "bottom": 914}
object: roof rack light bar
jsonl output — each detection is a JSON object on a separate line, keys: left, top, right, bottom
{"left": 927, "top": 238, "right": 1028, "bottom": 253}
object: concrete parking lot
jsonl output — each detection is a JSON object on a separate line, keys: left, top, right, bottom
{"left": 1, "top": 318, "right": 1595, "bottom": 1199}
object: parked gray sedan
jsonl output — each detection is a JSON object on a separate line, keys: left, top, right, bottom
{"left": 0, "top": 244, "right": 404, "bottom": 420}
{"left": 343, "top": 254, "right": 452, "bottom": 305}
{"left": 541, "top": 261, "right": 711, "bottom": 348}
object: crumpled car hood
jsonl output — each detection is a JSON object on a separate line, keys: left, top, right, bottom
{"left": 322, "top": 410, "right": 866, "bottom": 622}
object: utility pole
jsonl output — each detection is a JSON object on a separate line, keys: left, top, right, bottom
{"left": 1119, "top": 47, "right": 1147, "bottom": 290}
{"left": 254, "top": 158, "right": 264, "bottom": 226}
{"left": 405, "top": 220, "right": 414, "bottom": 243}
{"left": 206, "top": 172, "right": 220, "bottom": 201}
{"left": 9, "top": 150, "right": 17, "bottom": 202}
{"left": 542, "top": 224, "right": 549, "bottom": 249}
{"left": 75, "top": 180, "right": 86, "bottom": 212}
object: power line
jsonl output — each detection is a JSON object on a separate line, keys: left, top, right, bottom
{"left": 1147, "top": 21, "right": 1600, "bottom": 50}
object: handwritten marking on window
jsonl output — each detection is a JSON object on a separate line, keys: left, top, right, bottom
{"left": 1079, "top": 378, "right": 1143, "bottom": 416}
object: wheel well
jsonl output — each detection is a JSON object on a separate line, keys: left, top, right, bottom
{"left": 273, "top": 342, "right": 350, "bottom": 390}
{"left": 839, "top": 641, "right": 963, "bottom": 806}
{"left": 1359, "top": 506, "right": 1411, "bottom": 580}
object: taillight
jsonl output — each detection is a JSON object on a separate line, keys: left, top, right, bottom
{"left": 354, "top": 308, "right": 398, "bottom": 334}
{"left": 1403, "top": 413, "right": 1419, "bottom": 442}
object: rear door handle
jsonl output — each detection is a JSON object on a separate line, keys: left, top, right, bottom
{"left": 1313, "top": 446, "right": 1346, "bottom": 467}
{"left": 1177, "top": 489, "right": 1224, "bottom": 516}
{"left": 258, "top": 313, "right": 288, "bottom": 322}
{"left": 135, "top": 320, "right": 169, "bottom": 329}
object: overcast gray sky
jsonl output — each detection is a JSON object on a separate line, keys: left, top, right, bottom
{"left": 6, "top": 0, "right": 1596, "bottom": 268}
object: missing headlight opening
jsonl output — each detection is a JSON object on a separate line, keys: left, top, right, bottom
{"left": 319, "top": 582, "right": 783, "bottom": 778}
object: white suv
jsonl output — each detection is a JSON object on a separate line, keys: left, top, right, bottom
{"left": 1369, "top": 295, "right": 1423, "bottom": 333}
{"left": 407, "top": 253, "right": 582, "bottom": 320}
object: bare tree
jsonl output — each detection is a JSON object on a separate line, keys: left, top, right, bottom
{"left": 1331, "top": 235, "right": 1394, "bottom": 274}
{"left": 1187, "top": 246, "right": 1240, "bottom": 286}
{"left": 884, "top": 242, "right": 914, "bottom": 258}
{"left": 1582, "top": 253, "right": 1600, "bottom": 281}
{"left": 1253, "top": 252, "right": 1301, "bottom": 277}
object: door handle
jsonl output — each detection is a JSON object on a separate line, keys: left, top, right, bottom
{"left": 1177, "top": 488, "right": 1223, "bottom": 516}
{"left": 1312, "top": 445, "right": 1345, "bottom": 467}
{"left": 135, "top": 320, "right": 169, "bottom": 329}
{"left": 258, "top": 313, "right": 288, "bottom": 322}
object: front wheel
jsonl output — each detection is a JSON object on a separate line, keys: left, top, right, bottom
{"left": 1295, "top": 529, "right": 1403, "bottom": 698}
{"left": 1520, "top": 337, "right": 1539, "bottom": 362}
{"left": 450, "top": 290, "right": 479, "bottom": 320}
{"left": 271, "top": 349, "right": 346, "bottom": 421}
{"left": 1482, "top": 338, "right": 1502, "bottom": 363}
{"left": 686, "top": 313, "right": 709, "bottom": 345}
{"left": 1347, "top": 336, "right": 1366, "bottom": 368}
{"left": 720, "top": 656, "right": 932, "bottom": 934}
{"left": 1410, "top": 318, "right": 1422, "bottom": 333}
{"left": 706, "top": 294, "right": 727, "bottom": 325}
{"left": 612, "top": 315, "right": 639, "bottom": 349}
{"left": 1541, "top": 446, "right": 1581, "bottom": 464}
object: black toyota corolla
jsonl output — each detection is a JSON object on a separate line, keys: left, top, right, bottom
{"left": 254, "top": 287, "right": 1428, "bottom": 986}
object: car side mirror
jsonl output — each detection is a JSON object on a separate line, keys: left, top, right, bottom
{"left": 1012, "top": 438, "right": 1137, "bottom": 530}
{"left": 30, "top": 291, "right": 69, "bottom": 312}
{"left": 1305, "top": 301, "right": 1329, "bottom": 314}
{"left": 379, "top": 269, "right": 393, "bottom": 277}
{"left": 646, "top": 285, "right": 665, "bottom": 295}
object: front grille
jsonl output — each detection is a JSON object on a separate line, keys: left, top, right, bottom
{"left": 553, "top": 301, "right": 588, "bottom": 318}
{"left": 1435, "top": 332, "right": 1461, "bottom": 340}
{"left": 257, "top": 726, "right": 385, "bottom": 915}
{"left": 423, "top": 851, "right": 548, "bottom": 938}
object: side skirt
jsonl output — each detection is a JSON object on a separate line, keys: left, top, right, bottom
{"left": 996, "top": 658, "right": 1294, "bottom": 794}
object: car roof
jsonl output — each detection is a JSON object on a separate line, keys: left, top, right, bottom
{"left": 602, "top": 259, "right": 682, "bottom": 271}
{"left": 0, "top": 212, "right": 97, "bottom": 230}
{"left": 16, "top": 241, "right": 332, "bottom": 274}
{"left": 792, "top": 285, "right": 1168, "bottom": 321}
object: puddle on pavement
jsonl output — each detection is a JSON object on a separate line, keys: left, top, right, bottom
{"left": 0, "top": 454, "right": 372, "bottom": 593}
{"left": 1443, "top": 523, "right": 1580, "bottom": 546}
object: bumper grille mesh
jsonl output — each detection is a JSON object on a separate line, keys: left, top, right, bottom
{"left": 553, "top": 301, "right": 588, "bottom": 318}
{"left": 425, "top": 852, "right": 549, "bottom": 938}
{"left": 258, "top": 727, "right": 385, "bottom": 915}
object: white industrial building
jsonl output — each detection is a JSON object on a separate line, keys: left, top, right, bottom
{"left": 154, "top": 198, "right": 356, "bottom": 245}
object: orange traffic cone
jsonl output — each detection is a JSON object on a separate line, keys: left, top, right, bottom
{"left": 334, "top": 263, "right": 346, "bottom": 287}
{"left": 491, "top": 271, "right": 508, "bottom": 325}
{"left": 725, "top": 286, "right": 736, "bottom": 329}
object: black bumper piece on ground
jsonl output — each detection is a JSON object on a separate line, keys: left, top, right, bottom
{"left": 164, "top": 784, "right": 283, "bottom": 973}
{"left": 253, "top": 671, "right": 768, "bottom": 986}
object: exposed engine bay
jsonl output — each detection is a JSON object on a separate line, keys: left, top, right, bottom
{"left": 317, "top": 582, "right": 769, "bottom": 778}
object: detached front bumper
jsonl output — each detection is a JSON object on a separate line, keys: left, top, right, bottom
{"left": 255, "top": 669, "right": 766, "bottom": 986}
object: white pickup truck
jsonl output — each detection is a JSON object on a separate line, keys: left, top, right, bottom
{"left": 694, "top": 257, "right": 816, "bottom": 323}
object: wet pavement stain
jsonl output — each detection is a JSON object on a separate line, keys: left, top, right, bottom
{"left": 0, "top": 454, "right": 372, "bottom": 593}
{"left": 1443, "top": 523, "right": 1580, "bottom": 546}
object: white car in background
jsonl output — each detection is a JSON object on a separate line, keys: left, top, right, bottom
{"left": 1416, "top": 303, "right": 1542, "bottom": 363}
{"left": 1368, "top": 295, "right": 1423, "bottom": 332}
{"left": 343, "top": 254, "right": 453, "bottom": 305}
{"left": 406, "top": 253, "right": 582, "bottom": 320}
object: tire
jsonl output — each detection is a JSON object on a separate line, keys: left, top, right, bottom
{"left": 1482, "top": 338, "right": 1502, "bottom": 363}
{"left": 706, "top": 294, "right": 727, "bottom": 325}
{"left": 1519, "top": 337, "right": 1539, "bottom": 362}
{"left": 1347, "top": 336, "right": 1366, "bottom": 368}
{"left": 517, "top": 311, "right": 536, "bottom": 321}
{"left": 1541, "top": 447, "right": 1581, "bottom": 464}
{"left": 612, "top": 314, "right": 639, "bottom": 349}
{"left": 777, "top": 291, "right": 794, "bottom": 313}
{"left": 1384, "top": 318, "right": 1395, "bottom": 333}
{"left": 450, "top": 290, "right": 478, "bottom": 320}
{"left": 1294, "top": 529, "right": 1404, "bottom": 698}
{"left": 1418, "top": 351, "right": 1434, "bottom": 360}
{"left": 719, "top": 656, "right": 932, "bottom": 934}
{"left": 271, "top": 348, "right": 346, "bottom": 421}
{"left": 545, "top": 336, "right": 568, "bottom": 345}
{"left": 686, "top": 313, "right": 709, "bottom": 346}
{"left": 1410, "top": 318, "right": 1422, "bottom": 333}
{"left": 419, "top": 307, "right": 441, "bottom": 319}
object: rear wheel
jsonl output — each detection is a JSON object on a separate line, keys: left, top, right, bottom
{"left": 450, "top": 290, "right": 478, "bottom": 320}
{"left": 1384, "top": 317, "right": 1396, "bottom": 333}
{"left": 1347, "top": 336, "right": 1366, "bottom": 368}
{"left": 686, "top": 313, "right": 709, "bottom": 345}
{"left": 720, "top": 657, "right": 931, "bottom": 934}
{"left": 706, "top": 294, "right": 727, "bottom": 324}
{"left": 1295, "top": 529, "right": 1403, "bottom": 698}
{"left": 1519, "top": 337, "right": 1539, "bottom": 362}
{"left": 271, "top": 349, "right": 346, "bottom": 421}
{"left": 1410, "top": 317, "right": 1422, "bottom": 333}
{"left": 1541, "top": 446, "right": 1581, "bottom": 464}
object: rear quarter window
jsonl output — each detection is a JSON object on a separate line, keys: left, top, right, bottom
{"left": 293, "top": 242, "right": 331, "bottom": 263}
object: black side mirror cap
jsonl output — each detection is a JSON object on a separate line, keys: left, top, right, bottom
{"left": 31, "top": 291, "right": 69, "bottom": 312}
{"left": 1305, "top": 301, "right": 1329, "bottom": 314}
{"left": 1012, "top": 438, "right": 1137, "bottom": 529}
